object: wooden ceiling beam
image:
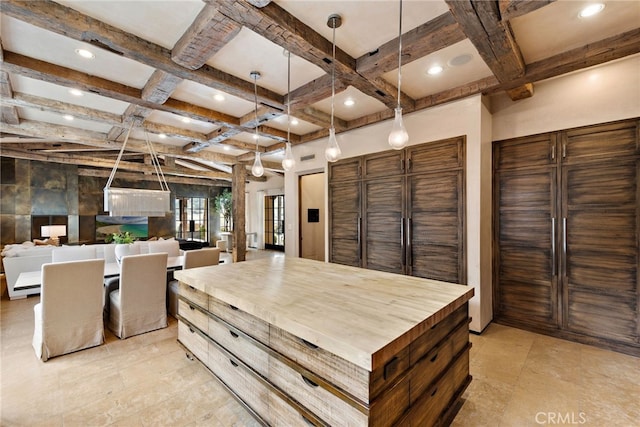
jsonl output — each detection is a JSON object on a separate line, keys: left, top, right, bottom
{"left": 0, "top": 0, "right": 284, "bottom": 109}
{"left": 78, "top": 167, "right": 229, "bottom": 187}
{"left": 171, "top": 4, "right": 242, "bottom": 70}
{"left": 141, "top": 70, "right": 182, "bottom": 104}
{"left": 0, "top": 71, "right": 19, "bottom": 125}
{"left": 498, "top": 0, "right": 556, "bottom": 21}
{"left": 357, "top": 11, "right": 467, "bottom": 78}
{"left": 209, "top": 0, "right": 414, "bottom": 110}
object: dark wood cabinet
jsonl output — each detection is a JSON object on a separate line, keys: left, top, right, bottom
{"left": 330, "top": 136, "right": 467, "bottom": 284}
{"left": 493, "top": 119, "right": 639, "bottom": 355}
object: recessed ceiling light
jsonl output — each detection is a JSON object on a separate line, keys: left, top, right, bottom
{"left": 181, "top": 117, "right": 191, "bottom": 123}
{"left": 223, "top": 145, "right": 231, "bottom": 151}
{"left": 427, "top": 65, "right": 444, "bottom": 75}
{"left": 448, "top": 54, "right": 473, "bottom": 67}
{"left": 74, "top": 48, "right": 94, "bottom": 59}
{"left": 158, "top": 133, "right": 167, "bottom": 139}
{"left": 63, "top": 114, "right": 74, "bottom": 121}
{"left": 579, "top": 3, "right": 605, "bottom": 18}
{"left": 344, "top": 98, "right": 355, "bottom": 107}
{"left": 290, "top": 118, "right": 299, "bottom": 126}
{"left": 68, "top": 88, "right": 83, "bottom": 96}
{"left": 214, "top": 94, "right": 225, "bottom": 102}
{"left": 252, "top": 134, "right": 259, "bottom": 140}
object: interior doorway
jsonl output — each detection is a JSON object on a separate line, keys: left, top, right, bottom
{"left": 299, "top": 173, "right": 325, "bottom": 261}
{"left": 264, "top": 194, "right": 284, "bottom": 251}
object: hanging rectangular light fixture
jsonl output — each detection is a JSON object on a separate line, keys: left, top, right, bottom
{"left": 104, "top": 123, "right": 171, "bottom": 217}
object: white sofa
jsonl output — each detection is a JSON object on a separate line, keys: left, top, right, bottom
{"left": 1, "top": 240, "right": 179, "bottom": 300}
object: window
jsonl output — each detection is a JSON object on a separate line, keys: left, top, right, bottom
{"left": 264, "top": 195, "right": 284, "bottom": 251}
{"left": 175, "top": 197, "right": 208, "bottom": 241}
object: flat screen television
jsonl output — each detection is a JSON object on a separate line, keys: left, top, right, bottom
{"left": 95, "top": 215, "right": 148, "bottom": 241}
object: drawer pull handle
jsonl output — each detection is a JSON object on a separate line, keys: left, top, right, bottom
{"left": 384, "top": 356, "right": 399, "bottom": 380}
{"left": 431, "top": 387, "right": 438, "bottom": 397}
{"left": 229, "top": 359, "right": 238, "bottom": 367}
{"left": 188, "top": 285, "right": 195, "bottom": 290}
{"left": 229, "top": 304, "right": 239, "bottom": 311}
{"left": 430, "top": 353, "right": 439, "bottom": 363}
{"left": 185, "top": 353, "right": 194, "bottom": 361}
{"left": 188, "top": 305, "right": 195, "bottom": 311}
{"left": 301, "top": 375, "right": 319, "bottom": 388}
{"left": 301, "top": 338, "right": 318, "bottom": 349}
{"left": 431, "top": 322, "right": 439, "bottom": 330}
{"left": 229, "top": 330, "right": 239, "bottom": 338}
{"left": 188, "top": 327, "right": 195, "bottom": 334}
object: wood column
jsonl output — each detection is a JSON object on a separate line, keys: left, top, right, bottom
{"left": 231, "top": 164, "right": 246, "bottom": 262}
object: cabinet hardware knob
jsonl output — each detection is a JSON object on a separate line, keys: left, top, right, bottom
{"left": 188, "top": 327, "right": 195, "bottom": 333}
{"left": 431, "top": 387, "right": 438, "bottom": 397}
{"left": 229, "top": 304, "right": 239, "bottom": 311}
{"left": 301, "top": 375, "right": 319, "bottom": 388}
{"left": 229, "top": 330, "right": 239, "bottom": 338}
{"left": 229, "top": 359, "right": 238, "bottom": 367}
{"left": 430, "top": 353, "right": 439, "bottom": 363}
{"left": 189, "top": 305, "right": 195, "bottom": 310}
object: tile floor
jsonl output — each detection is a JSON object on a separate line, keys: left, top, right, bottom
{"left": 1, "top": 252, "right": 638, "bottom": 426}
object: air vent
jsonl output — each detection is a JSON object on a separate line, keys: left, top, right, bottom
{"left": 300, "top": 154, "right": 315, "bottom": 162}
{"left": 88, "top": 39, "right": 124, "bottom": 56}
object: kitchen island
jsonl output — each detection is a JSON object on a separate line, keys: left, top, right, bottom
{"left": 175, "top": 256, "right": 474, "bottom": 426}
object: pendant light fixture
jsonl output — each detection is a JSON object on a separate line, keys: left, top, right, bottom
{"left": 325, "top": 14, "right": 342, "bottom": 163}
{"left": 282, "top": 50, "right": 296, "bottom": 171}
{"left": 250, "top": 71, "right": 264, "bottom": 177}
{"left": 388, "top": 0, "right": 409, "bottom": 150}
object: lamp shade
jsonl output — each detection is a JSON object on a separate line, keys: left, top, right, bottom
{"left": 104, "top": 187, "right": 170, "bottom": 217}
{"left": 41, "top": 225, "right": 66, "bottom": 238}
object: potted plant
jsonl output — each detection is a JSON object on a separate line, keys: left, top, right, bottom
{"left": 112, "top": 231, "right": 138, "bottom": 264}
{"left": 214, "top": 190, "right": 233, "bottom": 232}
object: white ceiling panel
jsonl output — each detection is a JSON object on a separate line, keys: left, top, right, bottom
{"left": 171, "top": 79, "right": 255, "bottom": 118}
{"left": 312, "top": 86, "right": 387, "bottom": 121}
{"left": 18, "top": 107, "right": 112, "bottom": 133}
{"left": 144, "top": 110, "right": 218, "bottom": 134}
{"left": 56, "top": 0, "right": 205, "bottom": 50}
{"left": 266, "top": 114, "right": 323, "bottom": 135}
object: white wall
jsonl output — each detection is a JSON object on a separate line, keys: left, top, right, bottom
{"left": 492, "top": 54, "right": 640, "bottom": 140}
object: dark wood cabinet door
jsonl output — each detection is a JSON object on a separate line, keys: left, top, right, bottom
{"left": 329, "top": 181, "right": 361, "bottom": 267}
{"left": 363, "top": 176, "right": 404, "bottom": 274}
{"left": 494, "top": 167, "right": 559, "bottom": 327}
{"left": 562, "top": 157, "right": 638, "bottom": 343}
{"left": 328, "top": 157, "right": 361, "bottom": 182}
{"left": 406, "top": 136, "right": 464, "bottom": 174}
{"left": 408, "top": 170, "right": 465, "bottom": 283}
{"left": 363, "top": 150, "right": 404, "bottom": 179}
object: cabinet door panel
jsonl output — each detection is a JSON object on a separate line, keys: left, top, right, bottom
{"left": 407, "top": 137, "right": 464, "bottom": 174}
{"left": 494, "top": 167, "right": 558, "bottom": 327}
{"left": 408, "top": 171, "right": 464, "bottom": 283}
{"left": 329, "top": 182, "right": 361, "bottom": 267}
{"left": 563, "top": 124, "right": 638, "bottom": 163}
{"left": 363, "top": 177, "right": 403, "bottom": 273}
{"left": 329, "top": 158, "right": 361, "bottom": 182}
{"left": 364, "top": 150, "right": 404, "bottom": 179}
{"left": 494, "top": 135, "right": 556, "bottom": 170}
{"left": 563, "top": 160, "right": 638, "bottom": 341}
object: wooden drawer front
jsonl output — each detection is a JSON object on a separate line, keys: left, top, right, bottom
{"left": 269, "top": 325, "right": 369, "bottom": 403}
{"left": 407, "top": 369, "right": 454, "bottom": 427}
{"left": 451, "top": 348, "right": 470, "bottom": 393}
{"left": 370, "top": 346, "right": 409, "bottom": 401}
{"left": 368, "top": 375, "right": 410, "bottom": 427}
{"left": 410, "top": 304, "right": 467, "bottom": 365}
{"left": 208, "top": 316, "right": 269, "bottom": 377}
{"left": 450, "top": 320, "right": 469, "bottom": 356}
{"left": 268, "top": 392, "right": 324, "bottom": 427}
{"left": 207, "top": 340, "right": 269, "bottom": 420}
{"left": 178, "top": 283, "right": 208, "bottom": 308}
{"left": 178, "top": 299, "right": 208, "bottom": 332}
{"left": 409, "top": 337, "right": 453, "bottom": 405}
{"left": 268, "top": 356, "right": 368, "bottom": 426}
{"left": 178, "top": 320, "right": 208, "bottom": 364}
{"left": 209, "top": 296, "right": 269, "bottom": 344}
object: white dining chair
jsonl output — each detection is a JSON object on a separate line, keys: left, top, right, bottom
{"left": 32, "top": 258, "right": 106, "bottom": 361}
{"left": 168, "top": 248, "right": 221, "bottom": 317}
{"left": 107, "top": 252, "right": 168, "bottom": 339}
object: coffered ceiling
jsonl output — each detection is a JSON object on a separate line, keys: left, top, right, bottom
{"left": 1, "top": 0, "right": 639, "bottom": 185}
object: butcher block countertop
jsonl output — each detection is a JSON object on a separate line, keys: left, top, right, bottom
{"left": 174, "top": 256, "right": 474, "bottom": 371}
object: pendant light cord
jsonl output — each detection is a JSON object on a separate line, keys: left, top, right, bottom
{"left": 397, "top": 0, "right": 403, "bottom": 109}
{"left": 253, "top": 73, "right": 259, "bottom": 152}
{"left": 330, "top": 17, "right": 336, "bottom": 130}
{"left": 287, "top": 51, "right": 291, "bottom": 143}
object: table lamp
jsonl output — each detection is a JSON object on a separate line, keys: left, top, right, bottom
{"left": 41, "top": 225, "right": 66, "bottom": 246}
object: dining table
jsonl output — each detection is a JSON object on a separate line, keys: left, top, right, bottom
{"left": 13, "top": 255, "right": 184, "bottom": 291}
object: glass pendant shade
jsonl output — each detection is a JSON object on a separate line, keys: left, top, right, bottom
{"left": 325, "top": 128, "right": 341, "bottom": 162}
{"left": 282, "top": 142, "right": 295, "bottom": 171}
{"left": 388, "top": 107, "right": 409, "bottom": 150}
{"left": 252, "top": 151, "right": 264, "bottom": 177}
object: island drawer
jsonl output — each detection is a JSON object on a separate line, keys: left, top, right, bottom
{"left": 178, "top": 299, "right": 208, "bottom": 332}
{"left": 209, "top": 296, "right": 269, "bottom": 344}
{"left": 410, "top": 303, "right": 468, "bottom": 365}
{"left": 208, "top": 315, "right": 269, "bottom": 377}
{"left": 269, "top": 325, "right": 370, "bottom": 402}
{"left": 268, "top": 355, "right": 368, "bottom": 426}
{"left": 178, "top": 283, "right": 208, "bottom": 308}
{"left": 178, "top": 320, "right": 208, "bottom": 364}
{"left": 405, "top": 368, "right": 455, "bottom": 427}
{"left": 409, "top": 334, "right": 453, "bottom": 405}
{"left": 268, "top": 392, "right": 326, "bottom": 427}
{"left": 207, "top": 338, "right": 269, "bottom": 419}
